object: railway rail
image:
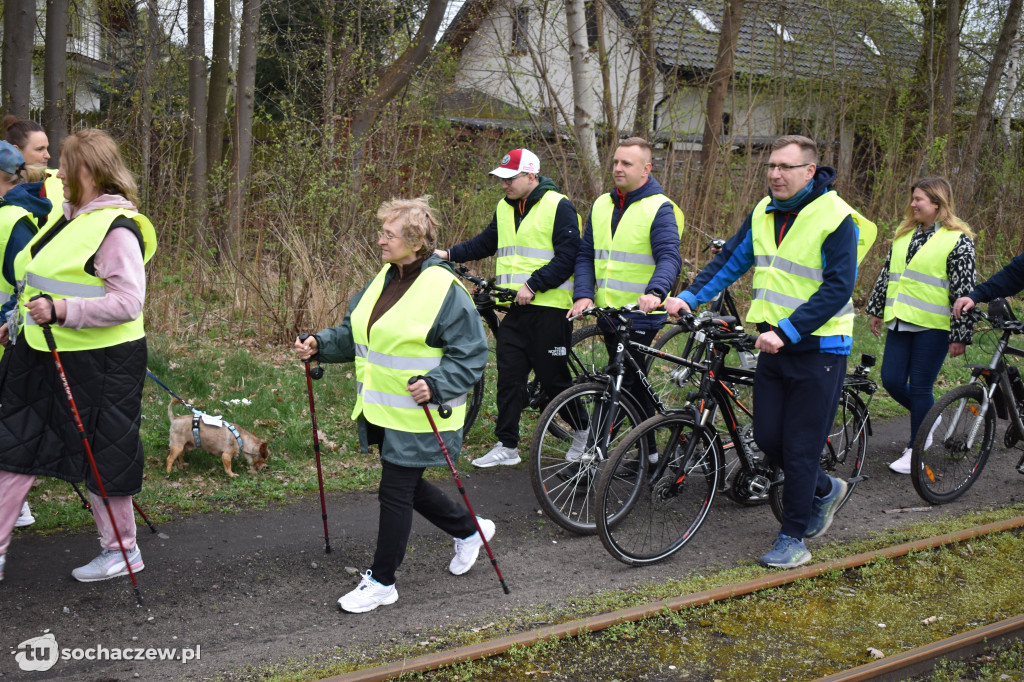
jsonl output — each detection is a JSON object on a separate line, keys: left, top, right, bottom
{"left": 323, "top": 515, "right": 1024, "bottom": 682}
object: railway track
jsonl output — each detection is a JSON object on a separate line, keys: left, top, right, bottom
{"left": 322, "top": 515, "right": 1024, "bottom": 682}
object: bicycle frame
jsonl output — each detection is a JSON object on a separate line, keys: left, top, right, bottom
{"left": 957, "top": 327, "right": 1024, "bottom": 465}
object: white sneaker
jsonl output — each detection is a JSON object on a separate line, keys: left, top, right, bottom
{"left": 0, "top": 554, "right": 5, "bottom": 581}
{"left": 449, "top": 517, "right": 496, "bottom": 575}
{"left": 565, "top": 430, "right": 589, "bottom": 462}
{"left": 72, "top": 546, "right": 144, "bottom": 582}
{"left": 14, "top": 502, "right": 34, "bottom": 528}
{"left": 889, "top": 447, "right": 913, "bottom": 475}
{"left": 648, "top": 451, "right": 660, "bottom": 464}
{"left": 924, "top": 415, "right": 943, "bottom": 450}
{"left": 337, "top": 570, "right": 398, "bottom": 613}
{"left": 472, "top": 443, "right": 521, "bottom": 468}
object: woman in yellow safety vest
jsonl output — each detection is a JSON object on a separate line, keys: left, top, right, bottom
{"left": 2, "top": 116, "right": 63, "bottom": 231}
{"left": 866, "top": 177, "right": 975, "bottom": 475}
{"left": 0, "top": 129, "right": 156, "bottom": 584}
{"left": 294, "top": 196, "right": 490, "bottom": 614}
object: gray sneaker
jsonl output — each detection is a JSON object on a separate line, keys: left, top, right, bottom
{"left": 472, "top": 442, "right": 521, "bottom": 468}
{"left": 72, "top": 546, "right": 144, "bottom": 582}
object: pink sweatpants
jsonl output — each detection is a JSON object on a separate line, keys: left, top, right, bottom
{"left": 0, "top": 470, "right": 137, "bottom": 556}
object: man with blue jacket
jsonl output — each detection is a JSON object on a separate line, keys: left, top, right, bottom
{"left": 667, "top": 135, "right": 874, "bottom": 569}
{"left": 568, "top": 137, "right": 683, "bottom": 446}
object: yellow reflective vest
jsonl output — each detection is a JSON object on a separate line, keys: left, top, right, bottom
{"left": 42, "top": 169, "right": 64, "bottom": 231}
{"left": 495, "top": 190, "right": 579, "bottom": 309}
{"left": 590, "top": 193, "right": 684, "bottom": 308}
{"left": 884, "top": 226, "right": 962, "bottom": 330}
{"left": 747, "top": 192, "right": 876, "bottom": 337}
{"left": 350, "top": 264, "right": 468, "bottom": 432}
{"left": 17, "top": 208, "right": 157, "bottom": 352}
{"left": 0, "top": 203, "right": 34, "bottom": 297}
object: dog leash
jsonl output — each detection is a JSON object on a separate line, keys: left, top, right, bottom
{"left": 148, "top": 370, "right": 246, "bottom": 453}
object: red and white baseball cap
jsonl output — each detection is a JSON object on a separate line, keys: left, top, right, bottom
{"left": 489, "top": 148, "right": 540, "bottom": 179}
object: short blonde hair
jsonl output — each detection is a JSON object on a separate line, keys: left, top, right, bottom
{"left": 0, "top": 163, "right": 46, "bottom": 187}
{"left": 376, "top": 195, "right": 439, "bottom": 257}
{"left": 60, "top": 129, "right": 138, "bottom": 207}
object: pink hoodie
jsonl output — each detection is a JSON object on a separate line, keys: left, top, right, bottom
{"left": 60, "top": 195, "right": 148, "bottom": 330}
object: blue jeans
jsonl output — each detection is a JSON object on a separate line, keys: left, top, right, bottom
{"left": 880, "top": 327, "right": 950, "bottom": 448}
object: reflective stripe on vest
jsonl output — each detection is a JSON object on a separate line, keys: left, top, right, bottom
{"left": 746, "top": 192, "right": 873, "bottom": 337}
{"left": 18, "top": 208, "right": 157, "bottom": 352}
{"left": 883, "top": 226, "right": 962, "bottom": 330}
{"left": 495, "top": 190, "right": 578, "bottom": 309}
{"left": 349, "top": 264, "right": 468, "bottom": 433}
{"left": 590, "top": 193, "right": 684, "bottom": 308}
{"left": 0, "top": 203, "right": 34, "bottom": 297}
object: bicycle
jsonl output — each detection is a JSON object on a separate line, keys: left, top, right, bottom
{"left": 530, "top": 308, "right": 769, "bottom": 535}
{"left": 450, "top": 263, "right": 607, "bottom": 438}
{"left": 767, "top": 352, "right": 876, "bottom": 524}
{"left": 593, "top": 313, "right": 767, "bottom": 564}
{"left": 910, "top": 299, "right": 1024, "bottom": 504}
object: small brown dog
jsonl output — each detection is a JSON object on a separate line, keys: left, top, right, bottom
{"left": 166, "top": 399, "right": 269, "bottom": 477}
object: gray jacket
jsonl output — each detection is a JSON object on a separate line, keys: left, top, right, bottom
{"left": 314, "top": 255, "right": 487, "bottom": 467}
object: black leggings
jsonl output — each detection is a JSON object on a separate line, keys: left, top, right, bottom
{"left": 369, "top": 459, "right": 477, "bottom": 586}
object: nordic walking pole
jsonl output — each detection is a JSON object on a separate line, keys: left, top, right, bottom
{"left": 298, "top": 334, "right": 331, "bottom": 554}
{"left": 32, "top": 296, "right": 143, "bottom": 605}
{"left": 69, "top": 482, "right": 157, "bottom": 533}
{"left": 408, "top": 376, "right": 510, "bottom": 594}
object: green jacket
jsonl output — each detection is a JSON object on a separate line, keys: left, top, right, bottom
{"left": 314, "top": 255, "right": 487, "bottom": 468}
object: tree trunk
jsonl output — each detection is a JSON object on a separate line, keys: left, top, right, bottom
{"left": 43, "top": 0, "right": 68, "bottom": 167}
{"left": 206, "top": 0, "right": 232, "bottom": 168}
{"left": 593, "top": 1, "right": 617, "bottom": 155}
{"left": 960, "top": 0, "right": 1024, "bottom": 194}
{"left": 566, "top": 0, "right": 602, "bottom": 197}
{"left": 2, "top": 0, "right": 34, "bottom": 117}
{"left": 700, "top": 0, "right": 744, "bottom": 193}
{"left": 138, "top": 0, "right": 160, "bottom": 206}
{"left": 1000, "top": 30, "right": 1022, "bottom": 140}
{"left": 347, "top": 0, "right": 448, "bottom": 188}
{"left": 632, "top": 0, "right": 656, "bottom": 136}
{"left": 228, "top": 0, "right": 261, "bottom": 253}
{"left": 936, "top": 0, "right": 960, "bottom": 165}
{"left": 187, "top": 0, "right": 208, "bottom": 242}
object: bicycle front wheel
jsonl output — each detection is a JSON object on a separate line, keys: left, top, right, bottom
{"left": 529, "top": 381, "right": 644, "bottom": 535}
{"left": 570, "top": 324, "right": 609, "bottom": 379}
{"left": 596, "top": 413, "right": 720, "bottom": 565}
{"left": 911, "top": 383, "right": 995, "bottom": 504}
{"left": 768, "top": 388, "right": 867, "bottom": 524}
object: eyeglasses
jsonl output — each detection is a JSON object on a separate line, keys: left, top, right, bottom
{"left": 765, "top": 163, "right": 811, "bottom": 173}
{"left": 377, "top": 230, "right": 402, "bottom": 241}
{"left": 500, "top": 173, "right": 526, "bottom": 184}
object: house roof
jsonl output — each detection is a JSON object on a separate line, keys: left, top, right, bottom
{"left": 440, "top": 0, "right": 917, "bottom": 83}
{"left": 609, "top": 0, "right": 917, "bottom": 81}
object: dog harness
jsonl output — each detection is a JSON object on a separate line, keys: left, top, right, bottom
{"left": 191, "top": 413, "right": 246, "bottom": 453}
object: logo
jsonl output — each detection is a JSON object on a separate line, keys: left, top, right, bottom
{"left": 500, "top": 154, "right": 511, "bottom": 166}
{"left": 548, "top": 346, "right": 567, "bottom": 357}
{"left": 13, "top": 634, "right": 58, "bottom": 672}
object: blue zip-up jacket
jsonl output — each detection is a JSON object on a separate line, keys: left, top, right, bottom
{"left": 680, "top": 167, "right": 858, "bottom": 354}
{"left": 0, "top": 181, "right": 51, "bottom": 319}
{"left": 968, "top": 250, "right": 1024, "bottom": 304}
{"left": 574, "top": 175, "right": 682, "bottom": 331}
{"left": 448, "top": 176, "right": 580, "bottom": 297}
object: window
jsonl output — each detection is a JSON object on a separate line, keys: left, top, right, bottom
{"left": 859, "top": 32, "right": 881, "bottom": 56}
{"left": 690, "top": 7, "right": 719, "bottom": 33}
{"left": 769, "top": 22, "right": 793, "bottom": 42}
{"left": 512, "top": 6, "right": 529, "bottom": 55}
{"left": 585, "top": 1, "right": 600, "bottom": 51}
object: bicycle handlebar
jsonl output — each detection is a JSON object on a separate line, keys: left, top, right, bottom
{"left": 449, "top": 262, "right": 517, "bottom": 303}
